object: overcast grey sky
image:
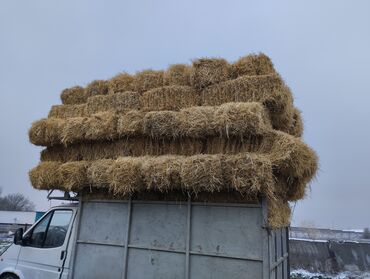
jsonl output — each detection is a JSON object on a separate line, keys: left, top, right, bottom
{"left": 1, "top": 0, "right": 369, "bottom": 229}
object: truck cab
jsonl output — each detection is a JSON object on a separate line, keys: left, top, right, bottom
{"left": 0, "top": 204, "right": 78, "bottom": 279}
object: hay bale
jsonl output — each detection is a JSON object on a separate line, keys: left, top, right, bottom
{"left": 142, "top": 111, "right": 180, "bottom": 138}
{"left": 59, "top": 161, "right": 88, "bottom": 191}
{"left": 201, "top": 74, "right": 294, "bottom": 134}
{"left": 204, "top": 136, "right": 264, "bottom": 155}
{"left": 40, "top": 138, "right": 205, "bottom": 162}
{"left": 48, "top": 104, "right": 87, "bottom": 119}
{"left": 29, "top": 118, "right": 63, "bottom": 146}
{"left": 60, "top": 86, "right": 87, "bottom": 105}
{"left": 223, "top": 154, "right": 274, "bottom": 199}
{"left": 178, "top": 106, "right": 216, "bottom": 138}
{"left": 180, "top": 154, "right": 224, "bottom": 193}
{"left": 132, "top": 70, "right": 164, "bottom": 93}
{"left": 60, "top": 112, "right": 117, "bottom": 145}
{"left": 29, "top": 161, "right": 61, "bottom": 190}
{"left": 163, "top": 64, "right": 192, "bottom": 86}
{"left": 141, "top": 86, "right": 199, "bottom": 111}
{"left": 108, "top": 72, "right": 134, "bottom": 94}
{"left": 191, "top": 58, "right": 230, "bottom": 90}
{"left": 230, "top": 53, "right": 275, "bottom": 78}
{"left": 202, "top": 74, "right": 287, "bottom": 110}
{"left": 86, "top": 80, "right": 109, "bottom": 97}
{"left": 87, "top": 92, "right": 140, "bottom": 114}
{"left": 117, "top": 110, "right": 144, "bottom": 137}
{"left": 265, "top": 131, "right": 318, "bottom": 200}
{"left": 108, "top": 157, "right": 143, "bottom": 195}
{"left": 214, "top": 102, "right": 271, "bottom": 137}
{"left": 87, "top": 159, "right": 114, "bottom": 188}
{"left": 267, "top": 198, "right": 291, "bottom": 228}
{"left": 289, "top": 108, "right": 304, "bottom": 137}
{"left": 84, "top": 112, "right": 118, "bottom": 141}
{"left": 141, "top": 156, "right": 182, "bottom": 192}
{"left": 61, "top": 117, "right": 88, "bottom": 145}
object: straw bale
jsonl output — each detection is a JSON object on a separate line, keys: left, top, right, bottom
{"left": 108, "top": 72, "right": 134, "bottom": 94}
{"left": 141, "top": 86, "right": 199, "bottom": 111}
{"left": 86, "top": 92, "right": 140, "bottom": 114}
{"left": 141, "top": 156, "right": 182, "bottom": 192}
{"left": 180, "top": 154, "right": 224, "bottom": 193}
{"left": 40, "top": 138, "right": 205, "bottom": 162}
{"left": 61, "top": 117, "right": 88, "bottom": 145}
{"left": 87, "top": 159, "right": 114, "bottom": 188}
{"left": 60, "top": 86, "right": 87, "bottom": 105}
{"left": 204, "top": 136, "right": 264, "bottom": 154}
{"left": 48, "top": 104, "right": 87, "bottom": 119}
{"left": 84, "top": 112, "right": 118, "bottom": 141}
{"left": 202, "top": 74, "right": 294, "bottom": 133}
{"left": 202, "top": 74, "right": 283, "bottom": 108}
{"left": 29, "top": 161, "right": 61, "bottom": 190}
{"left": 268, "top": 131, "right": 318, "bottom": 181}
{"left": 35, "top": 102, "right": 272, "bottom": 146}
{"left": 108, "top": 157, "right": 143, "bottom": 195}
{"left": 267, "top": 198, "right": 291, "bottom": 228}
{"left": 29, "top": 118, "right": 63, "bottom": 146}
{"left": 59, "top": 161, "right": 88, "bottom": 191}
{"left": 59, "top": 112, "right": 118, "bottom": 145}
{"left": 191, "top": 58, "right": 230, "bottom": 90}
{"left": 214, "top": 102, "right": 271, "bottom": 137}
{"left": 132, "top": 70, "right": 164, "bottom": 93}
{"left": 223, "top": 154, "right": 274, "bottom": 198}
{"left": 289, "top": 108, "right": 303, "bottom": 137}
{"left": 178, "top": 106, "right": 216, "bottom": 138}
{"left": 230, "top": 54, "right": 275, "bottom": 78}
{"left": 86, "top": 80, "right": 109, "bottom": 97}
{"left": 117, "top": 110, "right": 145, "bottom": 137}
{"left": 163, "top": 64, "right": 192, "bottom": 86}
{"left": 142, "top": 111, "right": 180, "bottom": 138}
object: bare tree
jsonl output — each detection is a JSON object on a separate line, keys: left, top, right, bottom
{"left": 0, "top": 192, "right": 35, "bottom": 211}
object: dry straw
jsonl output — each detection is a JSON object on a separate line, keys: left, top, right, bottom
{"left": 40, "top": 138, "right": 205, "bottom": 162}
{"left": 29, "top": 118, "right": 63, "bottom": 146}
{"left": 60, "top": 86, "right": 88, "bottom": 105}
{"left": 163, "top": 64, "right": 192, "bottom": 86}
{"left": 30, "top": 153, "right": 276, "bottom": 199}
{"left": 289, "top": 108, "right": 303, "bottom": 137}
{"left": 86, "top": 80, "right": 109, "bottom": 97}
{"left": 202, "top": 74, "right": 294, "bottom": 133}
{"left": 86, "top": 159, "right": 114, "bottom": 188}
{"left": 109, "top": 157, "right": 144, "bottom": 195}
{"left": 191, "top": 58, "right": 230, "bottom": 90}
{"left": 267, "top": 198, "right": 291, "bottom": 228}
{"left": 48, "top": 104, "right": 87, "bottom": 119}
{"left": 31, "top": 103, "right": 275, "bottom": 145}
{"left": 108, "top": 72, "right": 135, "bottom": 94}
{"left": 141, "top": 86, "right": 199, "bottom": 111}
{"left": 86, "top": 92, "right": 140, "bottom": 114}
{"left": 229, "top": 53, "right": 275, "bottom": 78}
{"left": 132, "top": 70, "right": 164, "bottom": 93}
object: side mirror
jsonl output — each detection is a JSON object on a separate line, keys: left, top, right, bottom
{"left": 14, "top": 228, "right": 24, "bottom": 245}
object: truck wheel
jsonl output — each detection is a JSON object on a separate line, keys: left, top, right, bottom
{"left": 0, "top": 274, "right": 18, "bottom": 279}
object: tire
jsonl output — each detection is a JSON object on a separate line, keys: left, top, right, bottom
{"left": 0, "top": 273, "right": 18, "bottom": 279}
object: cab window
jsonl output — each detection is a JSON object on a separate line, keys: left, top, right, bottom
{"left": 27, "top": 210, "right": 73, "bottom": 248}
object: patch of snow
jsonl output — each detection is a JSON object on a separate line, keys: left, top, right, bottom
{"left": 290, "top": 237, "right": 328, "bottom": 243}
{"left": 291, "top": 269, "right": 370, "bottom": 279}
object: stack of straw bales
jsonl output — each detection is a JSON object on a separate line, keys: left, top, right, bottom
{"left": 28, "top": 53, "right": 317, "bottom": 228}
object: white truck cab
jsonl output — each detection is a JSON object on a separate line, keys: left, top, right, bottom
{"left": 0, "top": 204, "right": 78, "bottom": 279}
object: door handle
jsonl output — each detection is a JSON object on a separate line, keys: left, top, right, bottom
{"left": 60, "top": 250, "right": 66, "bottom": 260}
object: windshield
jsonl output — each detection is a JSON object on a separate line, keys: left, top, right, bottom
{"left": 0, "top": 239, "right": 12, "bottom": 255}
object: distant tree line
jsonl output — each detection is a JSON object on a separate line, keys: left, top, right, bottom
{"left": 0, "top": 187, "right": 35, "bottom": 211}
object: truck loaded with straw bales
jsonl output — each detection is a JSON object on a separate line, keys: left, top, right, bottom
{"left": 0, "top": 54, "right": 317, "bottom": 279}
